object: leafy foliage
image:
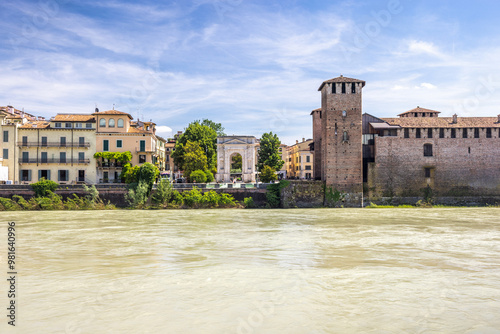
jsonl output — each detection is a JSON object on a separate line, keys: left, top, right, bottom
{"left": 204, "top": 170, "right": 215, "bottom": 182}
{"left": 199, "top": 119, "right": 225, "bottom": 136}
{"left": 181, "top": 141, "right": 208, "bottom": 182}
{"left": 31, "top": 178, "right": 58, "bottom": 197}
{"left": 231, "top": 154, "right": 242, "bottom": 171}
{"left": 266, "top": 180, "right": 290, "bottom": 208}
{"left": 120, "top": 163, "right": 140, "bottom": 183}
{"left": 243, "top": 197, "right": 256, "bottom": 208}
{"left": 190, "top": 170, "right": 207, "bottom": 183}
{"left": 171, "top": 120, "right": 218, "bottom": 172}
{"left": 94, "top": 151, "right": 132, "bottom": 162}
{"left": 259, "top": 165, "right": 277, "bottom": 183}
{"left": 152, "top": 179, "right": 174, "bottom": 206}
{"left": 139, "top": 162, "right": 160, "bottom": 193}
{"left": 257, "top": 132, "right": 284, "bottom": 171}
{"left": 126, "top": 181, "right": 150, "bottom": 208}
{"left": 180, "top": 187, "right": 237, "bottom": 208}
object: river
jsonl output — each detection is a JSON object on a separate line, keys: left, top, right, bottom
{"left": 1, "top": 208, "right": 500, "bottom": 334}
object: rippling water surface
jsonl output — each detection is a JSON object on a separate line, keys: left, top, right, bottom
{"left": 1, "top": 208, "right": 500, "bottom": 334}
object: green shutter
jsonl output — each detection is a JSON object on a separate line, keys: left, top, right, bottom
{"left": 47, "top": 170, "right": 51, "bottom": 180}
{"left": 28, "top": 170, "right": 32, "bottom": 181}
{"left": 104, "top": 140, "right": 109, "bottom": 151}
{"left": 58, "top": 170, "right": 61, "bottom": 182}
{"left": 38, "top": 170, "right": 42, "bottom": 180}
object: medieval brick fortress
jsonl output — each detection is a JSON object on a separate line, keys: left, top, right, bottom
{"left": 312, "top": 75, "right": 500, "bottom": 200}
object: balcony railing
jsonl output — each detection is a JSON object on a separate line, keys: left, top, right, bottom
{"left": 17, "top": 142, "right": 91, "bottom": 148}
{"left": 97, "top": 161, "right": 125, "bottom": 168}
{"left": 19, "top": 158, "right": 90, "bottom": 164}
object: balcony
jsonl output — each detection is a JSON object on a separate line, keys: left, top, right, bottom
{"left": 97, "top": 161, "right": 125, "bottom": 169}
{"left": 17, "top": 141, "right": 91, "bottom": 148}
{"left": 19, "top": 158, "right": 90, "bottom": 164}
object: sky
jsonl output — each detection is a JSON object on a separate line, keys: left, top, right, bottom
{"left": 1, "top": 0, "right": 500, "bottom": 145}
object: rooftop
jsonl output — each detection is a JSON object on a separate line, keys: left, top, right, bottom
{"left": 318, "top": 75, "right": 366, "bottom": 91}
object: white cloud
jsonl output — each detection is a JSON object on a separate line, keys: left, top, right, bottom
{"left": 155, "top": 125, "right": 173, "bottom": 138}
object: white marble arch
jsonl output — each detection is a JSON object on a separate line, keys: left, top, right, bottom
{"left": 216, "top": 136, "right": 257, "bottom": 183}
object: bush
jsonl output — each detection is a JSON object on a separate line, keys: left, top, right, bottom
{"left": 182, "top": 187, "right": 204, "bottom": 207}
{"left": 83, "top": 185, "right": 99, "bottom": 204}
{"left": 204, "top": 170, "right": 214, "bottom": 182}
{"left": 31, "top": 178, "right": 58, "bottom": 197}
{"left": 260, "top": 165, "right": 277, "bottom": 183}
{"left": 126, "top": 181, "right": 149, "bottom": 208}
{"left": 139, "top": 162, "right": 160, "bottom": 193}
{"left": 190, "top": 170, "right": 207, "bottom": 183}
{"left": 243, "top": 197, "right": 256, "bottom": 208}
{"left": 0, "top": 197, "right": 20, "bottom": 211}
{"left": 152, "top": 179, "right": 174, "bottom": 205}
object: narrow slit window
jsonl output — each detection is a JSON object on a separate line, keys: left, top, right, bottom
{"left": 463, "top": 128, "right": 468, "bottom": 138}
{"left": 474, "top": 128, "right": 479, "bottom": 138}
{"left": 341, "top": 82, "right": 346, "bottom": 94}
{"left": 351, "top": 83, "right": 356, "bottom": 94}
{"left": 332, "top": 83, "right": 336, "bottom": 94}
{"left": 404, "top": 128, "right": 409, "bottom": 138}
{"left": 439, "top": 128, "right": 444, "bottom": 138}
{"left": 427, "top": 128, "right": 433, "bottom": 138}
{"left": 486, "top": 128, "right": 492, "bottom": 138}
{"left": 416, "top": 128, "right": 421, "bottom": 138}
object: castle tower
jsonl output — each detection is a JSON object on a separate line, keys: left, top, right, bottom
{"left": 314, "top": 75, "right": 365, "bottom": 199}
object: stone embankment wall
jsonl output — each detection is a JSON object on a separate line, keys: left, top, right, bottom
{"left": 280, "top": 181, "right": 324, "bottom": 208}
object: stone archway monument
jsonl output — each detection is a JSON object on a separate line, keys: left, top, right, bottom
{"left": 216, "top": 136, "right": 257, "bottom": 183}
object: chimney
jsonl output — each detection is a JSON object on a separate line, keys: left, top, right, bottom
{"left": 296, "top": 140, "right": 299, "bottom": 144}
{"left": 302, "top": 138, "right": 305, "bottom": 142}
{"left": 7, "top": 105, "right": 14, "bottom": 114}
{"left": 452, "top": 114, "right": 458, "bottom": 124}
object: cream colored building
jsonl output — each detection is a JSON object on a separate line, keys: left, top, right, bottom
{"left": 93, "top": 109, "right": 159, "bottom": 183}
{"left": 286, "top": 138, "right": 314, "bottom": 180}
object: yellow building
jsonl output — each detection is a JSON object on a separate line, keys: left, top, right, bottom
{"left": 286, "top": 138, "right": 314, "bottom": 180}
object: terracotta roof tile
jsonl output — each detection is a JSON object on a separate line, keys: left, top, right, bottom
{"left": 92, "top": 110, "right": 133, "bottom": 119}
{"left": 53, "top": 114, "right": 95, "bottom": 122}
{"left": 19, "top": 121, "right": 50, "bottom": 129}
{"left": 398, "top": 106, "right": 441, "bottom": 116}
{"left": 127, "top": 127, "right": 151, "bottom": 134}
{"left": 318, "top": 75, "right": 366, "bottom": 91}
{"left": 382, "top": 117, "right": 500, "bottom": 128}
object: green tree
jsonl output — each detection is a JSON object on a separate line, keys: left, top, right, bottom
{"left": 259, "top": 165, "right": 277, "bottom": 183}
{"left": 200, "top": 119, "right": 225, "bottom": 136}
{"left": 190, "top": 170, "right": 207, "bottom": 183}
{"left": 121, "top": 163, "right": 140, "bottom": 183}
{"left": 172, "top": 120, "right": 218, "bottom": 172}
{"left": 31, "top": 178, "right": 58, "bottom": 197}
{"left": 257, "top": 132, "right": 284, "bottom": 171}
{"left": 138, "top": 162, "right": 160, "bottom": 194}
{"left": 231, "top": 154, "right": 242, "bottom": 172}
{"left": 152, "top": 179, "right": 174, "bottom": 205}
{"left": 182, "top": 140, "right": 208, "bottom": 181}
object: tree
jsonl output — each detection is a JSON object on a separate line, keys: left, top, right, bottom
{"left": 259, "top": 165, "right": 277, "bottom": 183}
{"left": 172, "top": 120, "right": 218, "bottom": 172}
{"left": 231, "top": 154, "right": 242, "bottom": 172}
{"left": 31, "top": 178, "right": 58, "bottom": 197}
{"left": 190, "top": 170, "right": 207, "bottom": 183}
{"left": 200, "top": 119, "right": 225, "bottom": 136}
{"left": 182, "top": 140, "right": 208, "bottom": 181}
{"left": 138, "top": 162, "right": 160, "bottom": 194}
{"left": 257, "top": 132, "right": 284, "bottom": 171}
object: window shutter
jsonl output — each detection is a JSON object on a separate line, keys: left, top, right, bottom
{"left": 58, "top": 171, "right": 61, "bottom": 182}
{"left": 38, "top": 170, "right": 42, "bottom": 180}
{"left": 19, "top": 170, "right": 22, "bottom": 182}
{"left": 47, "top": 170, "right": 51, "bottom": 180}
{"left": 66, "top": 170, "right": 69, "bottom": 181}
{"left": 28, "top": 170, "right": 32, "bottom": 181}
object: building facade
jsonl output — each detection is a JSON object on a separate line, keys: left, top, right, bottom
{"left": 286, "top": 138, "right": 314, "bottom": 180}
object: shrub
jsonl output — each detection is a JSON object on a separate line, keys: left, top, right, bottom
{"left": 204, "top": 170, "right": 214, "bottom": 182}
{"left": 126, "top": 181, "right": 149, "bottom": 208}
{"left": 139, "top": 162, "right": 160, "bottom": 193}
{"left": 243, "top": 197, "right": 255, "bottom": 208}
{"left": 0, "top": 197, "right": 20, "bottom": 211}
{"left": 266, "top": 180, "right": 290, "bottom": 208}
{"left": 190, "top": 170, "right": 207, "bottom": 183}
{"left": 31, "top": 178, "right": 58, "bottom": 197}
{"left": 152, "top": 179, "right": 174, "bottom": 205}
{"left": 83, "top": 185, "right": 99, "bottom": 204}
{"left": 182, "top": 187, "right": 204, "bottom": 207}
{"left": 260, "top": 165, "right": 277, "bottom": 183}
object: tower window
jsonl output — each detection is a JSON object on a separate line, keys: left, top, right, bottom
{"left": 343, "top": 131, "right": 349, "bottom": 142}
{"left": 342, "top": 110, "right": 347, "bottom": 117}
{"left": 451, "top": 128, "right": 456, "bottom": 138}
{"left": 424, "top": 144, "right": 433, "bottom": 157}
{"left": 428, "top": 128, "right": 433, "bottom": 138}
{"left": 486, "top": 128, "right": 492, "bottom": 138}
{"left": 463, "top": 128, "right": 468, "bottom": 138}
{"left": 404, "top": 128, "right": 409, "bottom": 138}
{"left": 424, "top": 168, "right": 431, "bottom": 178}
{"left": 416, "top": 128, "right": 421, "bottom": 138}
{"left": 341, "top": 82, "right": 346, "bottom": 94}
{"left": 439, "top": 128, "right": 444, "bottom": 138}
{"left": 351, "top": 83, "right": 356, "bottom": 94}
{"left": 474, "top": 128, "right": 479, "bottom": 138}
{"left": 332, "top": 83, "right": 336, "bottom": 94}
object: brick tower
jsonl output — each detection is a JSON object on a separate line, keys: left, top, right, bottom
{"left": 313, "top": 75, "right": 365, "bottom": 202}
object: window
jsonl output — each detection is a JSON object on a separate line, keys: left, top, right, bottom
{"left": 351, "top": 83, "right": 356, "bottom": 94}
{"left": 116, "top": 140, "right": 122, "bottom": 148}
{"left": 58, "top": 170, "right": 68, "bottom": 182}
{"left": 306, "top": 155, "right": 310, "bottom": 163}
{"left": 341, "top": 82, "right": 346, "bottom": 94}
{"left": 463, "top": 128, "right": 468, "bottom": 138}
{"left": 424, "top": 168, "right": 431, "bottom": 178}
{"left": 55, "top": 122, "right": 62, "bottom": 128}
{"left": 140, "top": 140, "right": 146, "bottom": 152}
{"left": 342, "top": 110, "right": 347, "bottom": 117}
{"left": 139, "top": 155, "right": 146, "bottom": 163}
{"left": 427, "top": 128, "right": 433, "bottom": 138}
{"left": 60, "top": 152, "right": 66, "bottom": 163}
{"left": 41, "top": 136, "right": 47, "bottom": 146}
{"left": 79, "top": 137, "right": 85, "bottom": 147}
{"left": 305, "top": 165, "right": 311, "bottom": 170}
{"left": 65, "top": 122, "right": 72, "bottom": 128}
{"left": 332, "top": 83, "right": 336, "bottom": 94}
{"left": 2, "top": 149, "right": 8, "bottom": 159}
{"left": 78, "top": 152, "right": 85, "bottom": 162}
{"left": 343, "top": 131, "right": 349, "bottom": 142}
{"left": 86, "top": 123, "right": 92, "bottom": 129}
{"left": 424, "top": 144, "right": 433, "bottom": 157}
{"left": 103, "top": 140, "right": 109, "bottom": 151}
{"left": 451, "top": 128, "right": 456, "bottom": 138}
{"left": 486, "top": 128, "right": 492, "bottom": 138}
{"left": 439, "top": 128, "right": 444, "bottom": 138}
{"left": 404, "top": 128, "right": 409, "bottom": 138}
{"left": 20, "top": 170, "right": 32, "bottom": 182}
{"left": 3, "top": 130, "right": 8, "bottom": 142}
{"left": 60, "top": 137, "right": 66, "bottom": 147}
{"left": 117, "top": 118, "right": 124, "bottom": 128}
{"left": 296, "top": 157, "right": 299, "bottom": 163}
{"left": 99, "top": 119, "right": 106, "bottom": 127}
{"left": 39, "top": 170, "right": 50, "bottom": 180}
{"left": 474, "top": 128, "right": 479, "bottom": 138}
{"left": 75, "top": 123, "right": 82, "bottom": 128}
{"left": 22, "top": 136, "right": 28, "bottom": 146}
{"left": 41, "top": 152, "right": 47, "bottom": 163}
{"left": 109, "top": 118, "right": 115, "bottom": 127}
{"left": 416, "top": 128, "right": 421, "bottom": 138}
{"left": 22, "top": 152, "right": 29, "bottom": 163}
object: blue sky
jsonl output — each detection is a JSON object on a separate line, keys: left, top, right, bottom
{"left": 1, "top": 0, "right": 500, "bottom": 144}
